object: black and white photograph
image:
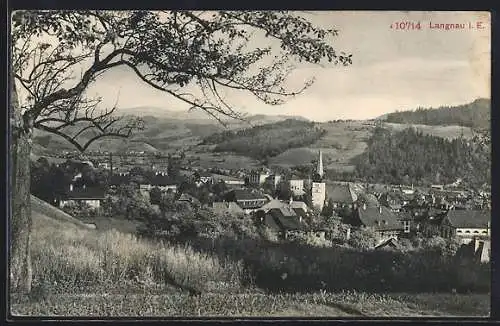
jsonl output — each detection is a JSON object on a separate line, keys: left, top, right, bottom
{"left": 9, "top": 10, "right": 491, "bottom": 317}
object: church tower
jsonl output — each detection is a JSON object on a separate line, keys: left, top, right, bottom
{"left": 311, "top": 150, "right": 326, "bottom": 211}
{"left": 317, "top": 149, "right": 324, "bottom": 179}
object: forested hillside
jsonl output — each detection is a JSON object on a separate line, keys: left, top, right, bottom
{"left": 353, "top": 127, "right": 490, "bottom": 188}
{"left": 202, "top": 119, "right": 326, "bottom": 160}
{"left": 383, "top": 98, "right": 490, "bottom": 129}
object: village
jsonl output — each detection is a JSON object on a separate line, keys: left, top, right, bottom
{"left": 46, "top": 147, "right": 492, "bottom": 264}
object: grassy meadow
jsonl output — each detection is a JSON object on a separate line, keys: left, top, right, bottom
{"left": 10, "top": 205, "right": 490, "bottom": 317}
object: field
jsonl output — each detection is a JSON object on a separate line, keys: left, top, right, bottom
{"left": 270, "top": 121, "right": 373, "bottom": 172}
{"left": 187, "top": 151, "right": 262, "bottom": 170}
{"left": 382, "top": 122, "right": 475, "bottom": 140}
{"left": 10, "top": 197, "right": 490, "bottom": 317}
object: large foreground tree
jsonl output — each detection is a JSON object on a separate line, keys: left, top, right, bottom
{"left": 10, "top": 10, "right": 351, "bottom": 293}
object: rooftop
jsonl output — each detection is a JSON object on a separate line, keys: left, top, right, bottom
{"left": 326, "top": 183, "right": 356, "bottom": 203}
{"left": 64, "top": 187, "right": 106, "bottom": 200}
{"left": 358, "top": 205, "right": 402, "bottom": 231}
{"left": 445, "top": 210, "right": 490, "bottom": 228}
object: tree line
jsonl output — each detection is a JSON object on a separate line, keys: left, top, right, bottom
{"left": 353, "top": 127, "right": 490, "bottom": 188}
{"left": 383, "top": 98, "right": 490, "bottom": 129}
{"left": 202, "top": 119, "right": 326, "bottom": 160}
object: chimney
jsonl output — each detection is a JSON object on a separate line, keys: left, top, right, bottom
{"left": 69, "top": 183, "right": 73, "bottom": 192}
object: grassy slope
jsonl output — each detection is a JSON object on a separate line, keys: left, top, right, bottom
{"left": 382, "top": 122, "right": 475, "bottom": 140}
{"left": 10, "top": 197, "right": 490, "bottom": 317}
{"left": 270, "top": 120, "right": 476, "bottom": 173}
{"left": 270, "top": 121, "right": 373, "bottom": 172}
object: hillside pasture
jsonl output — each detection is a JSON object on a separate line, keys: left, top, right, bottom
{"left": 270, "top": 121, "right": 372, "bottom": 172}
{"left": 189, "top": 152, "right": 261, "bottom": 170}
{"left": 383, "top": 123, "right": 475, "bottom": 140}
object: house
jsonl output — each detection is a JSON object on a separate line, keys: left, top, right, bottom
{"left": 440, "top": 209, "right": 491, "bottom": 243}
{"left": 374, "top": 237, "right": 401, "bottom": 251}
{"left": 98, "top": 162, "right": 110, "bottom": 170}
{"left": 199, "top": 172, "right": 214, "bottom": 184}
{"left": 289, "top": 200, "right": 309, "bottom": 212}
{"left": 262, "top": 207, "right": 307, "bottom": 240}
{"left": 212, "top": 173, "right": 245, "bottom": 186}
{"left": 265, "top": 174, "right": 282, "bottom": 189}
{"left": 249, "top": 170, "right": 270, "bottom": 186}
{"left": 193, "top": 171, "right": 214, "bottom": 187}
{"left": 289, "top": 178, "right": 305, "bottom": 196}
{"left": 258, "top": 198, "right": 309, "bottom": 214}
{"left": 259, "top": 198, "right": 287, "bottom": 213}
{"left": 354, "top": 204, "right": 404, "bottom": 240}
{"left": 396, "top": 211, "right": 415, "bottom": 235}
{"left": 400, "top": 185, "right": 415, "bottom": 195}
{"left": 59, "top": 185, "right": 106, "bottom": 209}
{"left": 326, "top": 183, "right": 357, "bottom": 208}
{"left": 140, "top": 175, "right": 177, "bottom": 193}
{"left": 225, "top": 189, "right": 269, "bottom": 214}
{"left": 431, "top": 184, "right": 444, "bottom": 191}
{"left": 109, "top": 174, "right": 131, "bottom": 189}
{"left": 176, "top": 193, "right": 201, "bottom": 207}
{"left": 421, "top": 208, "right": 448, "bottom": 237}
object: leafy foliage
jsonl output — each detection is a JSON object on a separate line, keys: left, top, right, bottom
{"left": 347, "top": 227, "right": 379, "bottom": 250}
{"left": 13, "top": 10, "right": 350, "bottom": 150}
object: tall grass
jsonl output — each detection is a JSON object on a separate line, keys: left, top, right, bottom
{"left": 28, "top": 213, "right": 245, "bottom": 294}
{"left": 181, "top": 236, "right": 491, "bottom": 294}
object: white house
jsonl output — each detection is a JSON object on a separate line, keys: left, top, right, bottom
{"left": 440, "top": 209, "right": 491, "bottom": 244}
{"left": 289, "top": 178, "right": 305, "bottom": 196}
{"left": 59, "top": 184, "right": 106, "bottom": 209}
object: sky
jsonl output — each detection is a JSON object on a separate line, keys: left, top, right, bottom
{"left": 85, "top": 11, "right": 491, "bottom": 121}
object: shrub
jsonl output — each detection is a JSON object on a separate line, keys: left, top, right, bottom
{"left": 348, "top": 227, "right": 379, "bottom": 250}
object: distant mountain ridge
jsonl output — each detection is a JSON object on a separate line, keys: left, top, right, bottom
{"left": 116, "top": 106, "right": 309, "bottom": 124}
{"left": 379, "top": 98, "right": 490, "bottom": 129}
{"left": 31, "top": 109, "right": 310, "bottom": 155}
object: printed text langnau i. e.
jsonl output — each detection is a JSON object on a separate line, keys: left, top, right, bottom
{"left": 428, "top": 21, "right": 486, "bottom": 30}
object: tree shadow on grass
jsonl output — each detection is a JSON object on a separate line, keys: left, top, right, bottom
{"left": 164, "top": 235, "right": 490, "bottom": 295}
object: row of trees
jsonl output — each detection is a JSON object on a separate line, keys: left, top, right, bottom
{"left": 353, "top": 127, "right": 490, "bottom": 187}
{"left": 384, "top": 98, "right": 490, "bottom": 129}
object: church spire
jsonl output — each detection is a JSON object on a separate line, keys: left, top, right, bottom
{"left": 317, "top": 150, "right": 324, "bottom": 178}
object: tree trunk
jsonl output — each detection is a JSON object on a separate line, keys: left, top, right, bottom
{"left": 10, "top": 77, "right": 33, "bottom": 294}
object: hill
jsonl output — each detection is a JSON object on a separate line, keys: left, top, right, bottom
{"left": 202, "top": 119, "right": 326, "bottom": 160}
{"left": 31, "top": 111, "right": 309, "bottom": 155}
{"left": 270, "top": 120, "right": 374, "bottom": 173}
{"left": 381, "top": 98, "right": 490, "bottom": 129}
{"left": 117, "top": 107, "right": 308, "bottom": 129}
{"left": 382, "top": 123, "right": 475, "bottom": 140}
{"left": 31, "top": 194, "right": 93, "bottom": 230}
{"left": 353, "top": 126, "right": 491, "bottom": 188}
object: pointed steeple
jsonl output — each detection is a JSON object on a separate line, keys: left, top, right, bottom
{"left": 317, "top": 150, "right": 324, "bottom": 178}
